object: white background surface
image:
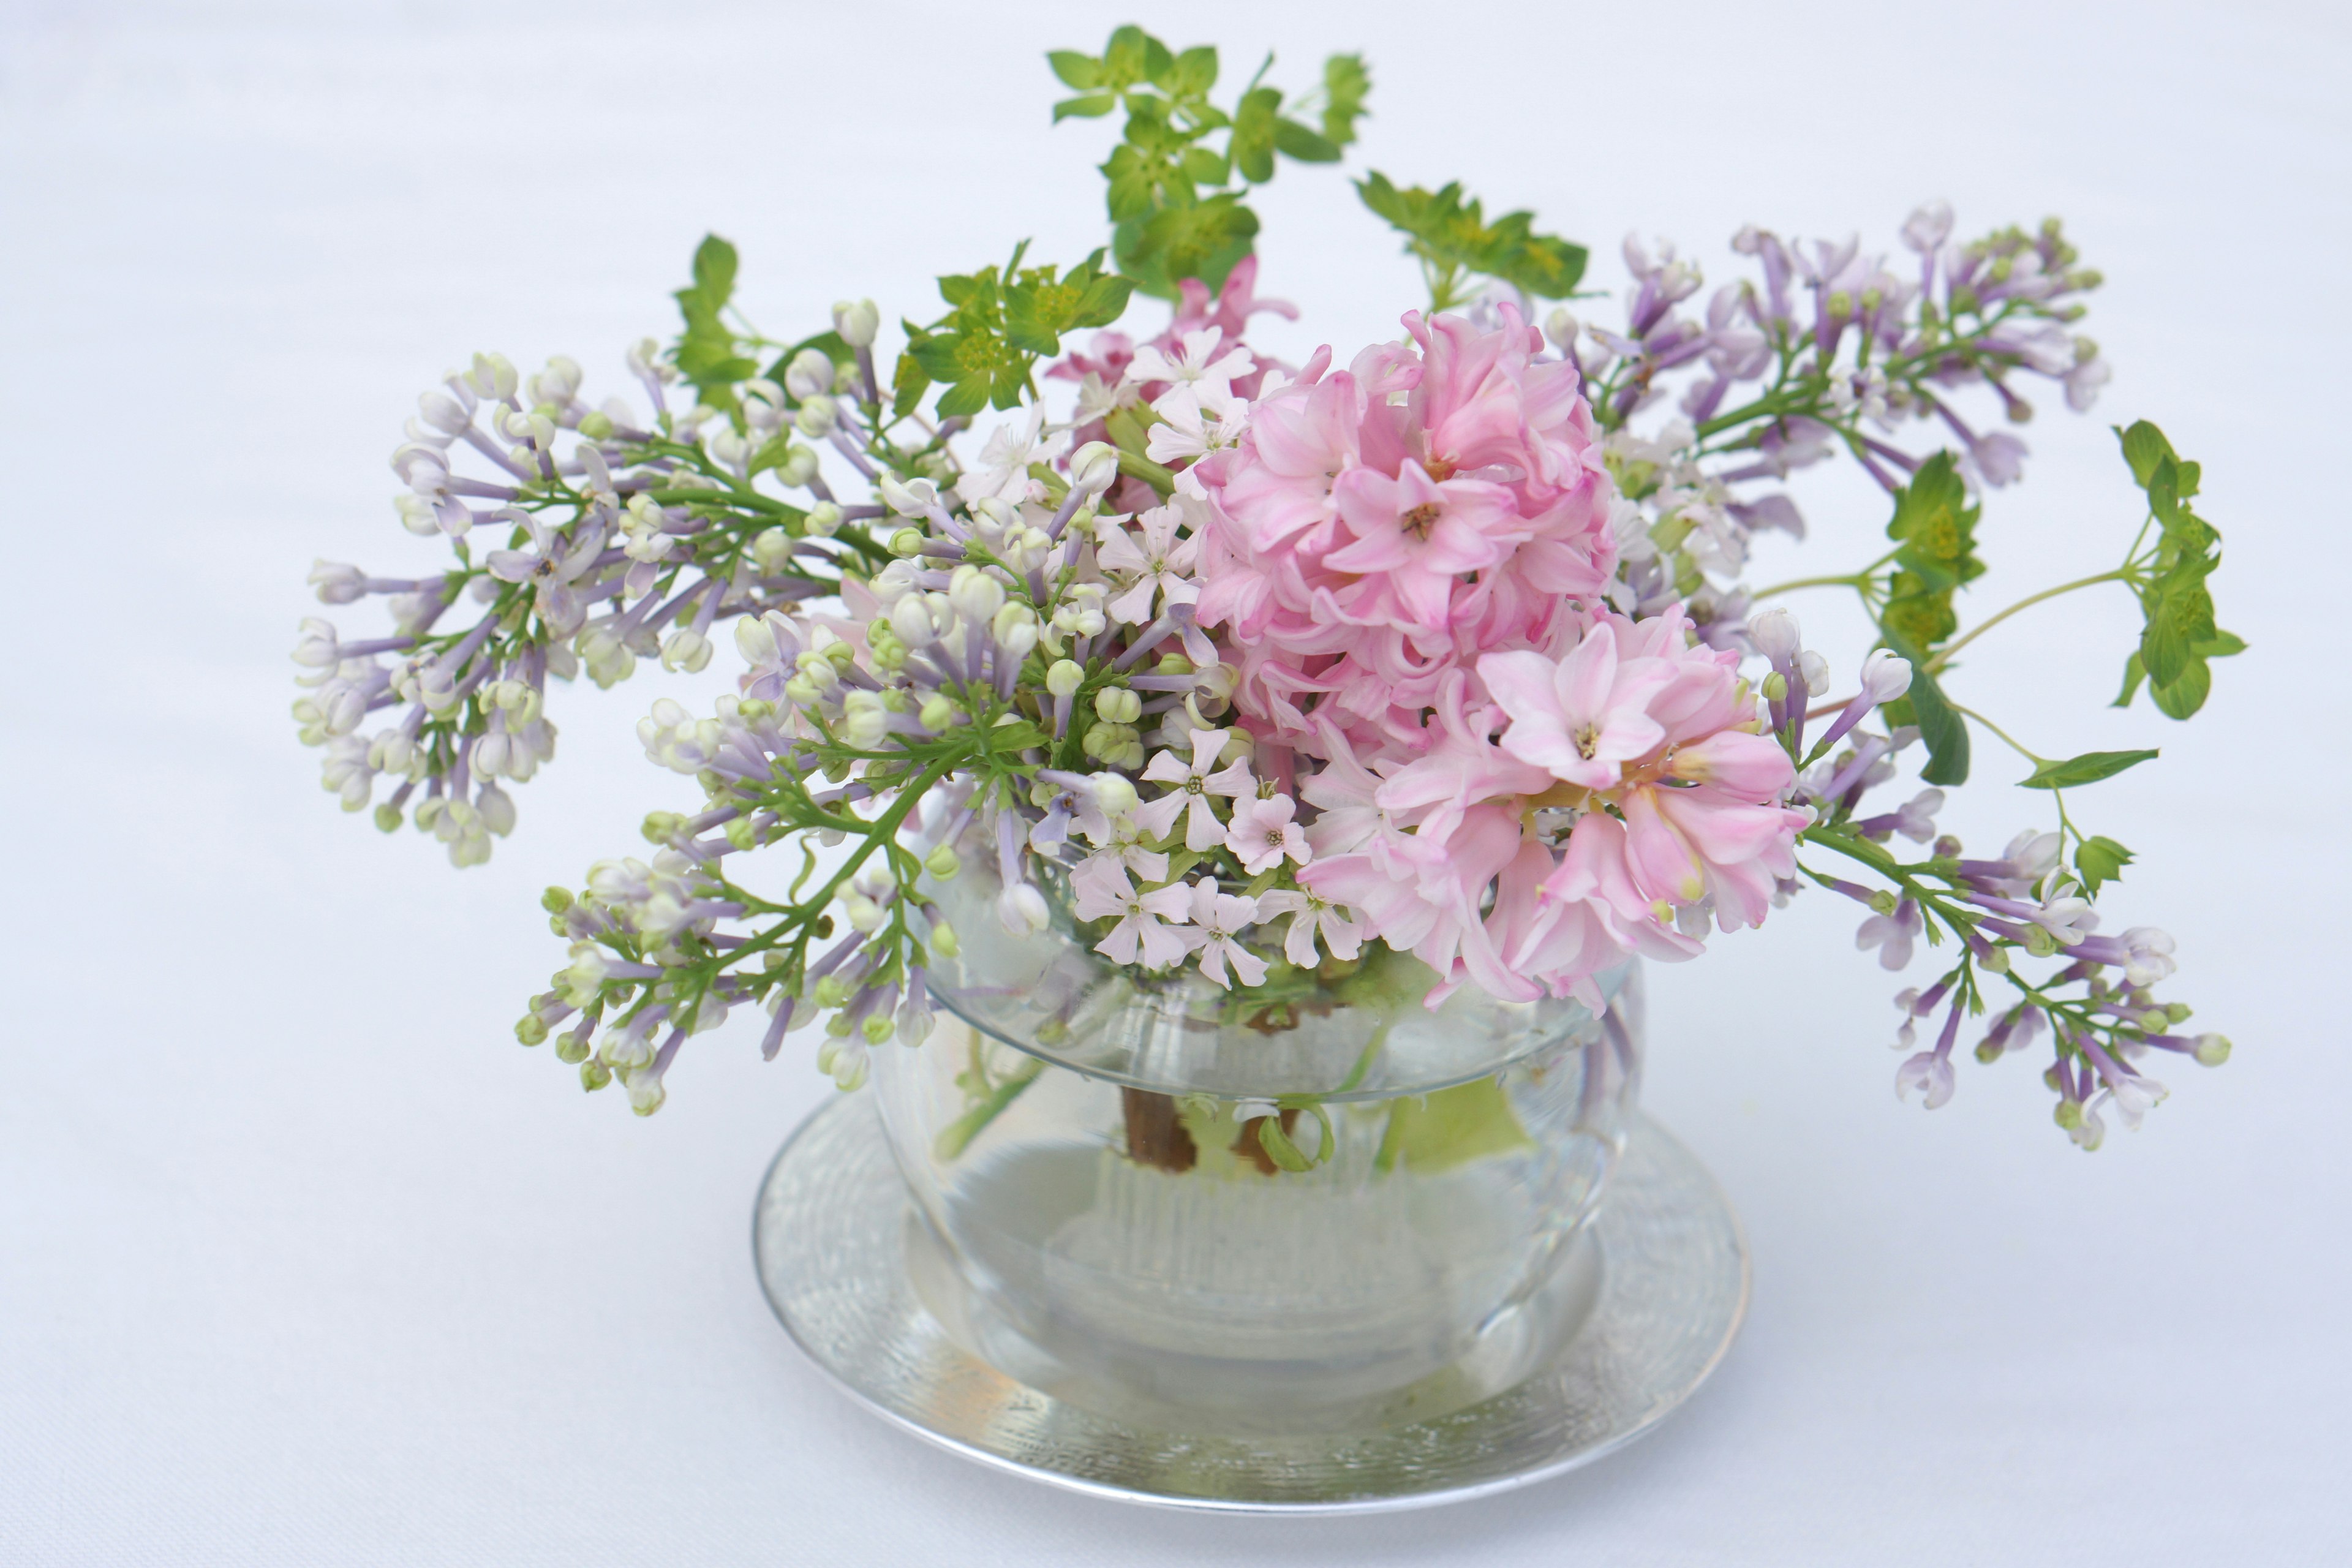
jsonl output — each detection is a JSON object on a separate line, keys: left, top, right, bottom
{"left": 4, "top": 1, "right": 2347, "bottom": 1562}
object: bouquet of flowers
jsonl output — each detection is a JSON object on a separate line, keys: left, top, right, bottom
{"left": 295, "top": 26, "right": 2234, "bottom": 1153}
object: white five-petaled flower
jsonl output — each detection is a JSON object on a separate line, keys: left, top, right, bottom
{"left": 956, "top": 405, "right": 1054, "bottom": 507}
{"left": 1224, "top": 793, "right": 1311, "bottom": 875}
{"left": 1129, "top": 328, "right": 1255, "bottom": 398}
{"left": 1145, "top": 384, "right": 1249, "bottom": 466}
{"left": 1179, "top": 880, "right": 1267, "bottom": 990}
{"left": 1070, "top": 857, "right": 1193, "bottom": 970}
{"left": 1136, "top": 729, "right": 1256, "bottom": 852}
{"left": 1254, "top": 888, "right": 1363, "bottom": 968}
{"left": 1095, "top": 501, "right": 1202, "bottom": 625}
{"left": 1077, "top": 821, "right": 1169, "bottom": 885}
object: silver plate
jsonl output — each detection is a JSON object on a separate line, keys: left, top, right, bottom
{"left": 753, "top": 1095, "right": 1748, "bottom": 1514}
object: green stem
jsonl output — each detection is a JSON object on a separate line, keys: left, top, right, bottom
{"left": 1925, "top": 570, "right": 2128, "bottom": 673}
{"left": 1947, "top": 703, "right": 2045, "bottom": 767}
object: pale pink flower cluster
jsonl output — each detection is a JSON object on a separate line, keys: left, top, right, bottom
{"left": 1295, "top": 605, "right": 1809, "bottom": 1009}
{"left": 1188, "top": 306, "right": 1619, "bottom": 753}
{"left": 1030, "top": 306, "right": 1807, "bottom": 1014}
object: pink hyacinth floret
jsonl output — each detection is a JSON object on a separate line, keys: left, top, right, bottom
{"left": 1297, "top": 604, "right": 1809, "bottom": 1010}
{"left": 1190, "top": 304, "right": 1618, "bottom": 755}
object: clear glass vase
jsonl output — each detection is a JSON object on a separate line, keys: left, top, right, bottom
{"left": 867, "top": 855, "right": 1643, "bottom": 1436}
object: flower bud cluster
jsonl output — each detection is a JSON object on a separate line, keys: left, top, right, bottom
{"left": 295, "top": 337, "right": 886, "bottom": 863}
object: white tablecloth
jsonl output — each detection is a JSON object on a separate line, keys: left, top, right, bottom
{"left": 5, "top": 2, "right": 2345, "bottom": 1561}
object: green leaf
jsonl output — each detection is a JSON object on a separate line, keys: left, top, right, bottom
{"left": 1320, "top": 53, "right": 1370, "bottom": 146}
{"left": 1052, "top": 92, "right": 1117, "bottom": 122}
{"left": 1101, "top": 24, "right": 1156, "bottom": 89}
{"left": 2112, "top": 651, "right": 2147, "bottom": 709}
{"left": 2116, "top": 420, "right": 2175, "bottom": 488}
{"left": 1353, "top": 171, "right": 1588, "bottom": 300}
{"left": 1182, "top": 146, "right": 1229, "bottom": 186}
{"left": 2140, "top": 564, "right": 2216, "bottom": 688}
{"left": 2018, "top": 748, "right": 2160, "bottom": 790}
{"left": 1047, "top": 49, "right": 1102, "bottom": 89}
{"left": 2199, "top": 629, "right": 2247, "bottom": 658}
{"left": 2075, "top": 836, "right": 2133, "bottom": 895}
{"left": 1254, "top": 1116, "right": 1312, "bottom": 1172}
{"left": 1273, "top": 118, "right": 1342, "bottom": 162}
{"left": 689, "top": 233, "right": 738, "bottom": 305}
{"left": 1885, "top": 451, "right": 1983, "bottom": 594}
{"left": 2149, "top": 658, "right": 2212, "bottom": 720}
{"left": 1231, "top": 85, "right": 1281, "bottom": 183}
{"left": 932, "top": 376, "right": 990, "bottom": 419}
{"left": 1117, "top": 194, "right": 1259, "bottom": 295}
{"left": 986, "top": 719, "right": 1048, "bottom": 753}
{"left": 1167, "top": 44, "right": 1218, "bottom": 97}
{"left": 889, "top": 349, "right": 930, "bottom": 420}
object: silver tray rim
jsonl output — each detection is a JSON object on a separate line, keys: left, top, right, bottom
{"left": 753, "top": 1094, "right": 1748, "bottom": 1515}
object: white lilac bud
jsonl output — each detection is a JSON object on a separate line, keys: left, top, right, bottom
{"left": 995, "top": 881, "right": 1050, "bottom": 938}
{"left": 889, "top": 594, "right": 939, "bottom": 648}
{"left": 1090, "top": 772, "right": 1139, "bottom": 818}
{"left": 292, "top": 618, "right": 341, "bottom": 669}
{"left": 784, "top": 349, "right": 836, "bottom": 401}
{"left": 1747, "top": 608, "right": 1801, "bottom": 662}
{"left": 993, "top": 603, "right": 1039, "bottom": 660}
{"left": 467, "top": 352, "right": 519, "bottom": 402}
{"left": 394, "top": 494, "right": 440, "bottom": 536}
{"left": 924, "top": 843, "right": 961, "bottom": 879}
{"left": 841, "top": 691, "right": 890, "bottom": 747}
{"left": 802, "top": 500, "right": 843, "bottom": 538}
{"left": 1798, "top": 650, "right": 1830, "bottom": 692}
{"left": 1045, "top": 659, "right": 1083, "bottom": 698}
{"left": 1860, "top": 649, "right": 1913, "bottom": 703}
{"left": 832, "top": 299, "right": 880, "bottom": 349}
{"left": 735, "top": 614, "right": 780, "bottom": 665}
{"left": 2193, "top": 1033, "right": 2231, "bottom": 1067}
{"left": 1544, "top": 307, "right": 1580, "bottom": 354}
{"left": 478, "top": 783, "right": 516, "bottom": 836}
{"left": 949, "top": 565, "right": 1006, "bottom": 627}
{"left": 878, "top": 474, "right": 938, "bottom": 516}
{"left": 1069, "top": 441, "right": 1120, "bottom": 494}
{"left": 793, "top": 396, "right": 838, "bottom": 439}
{"left": 309, "top": 560, "right": 366, "bottom": 604}
{"left": 661, "top": 629, "right": 713, "bottom": 673}
{"left": 918, "top": 693, "right": 957, "bottom": 731}
{"left": 773, "top": 443, "right": 821, "bottom": 488}
{"left": 750, "top": 527, "right": 795, "bottom": 574}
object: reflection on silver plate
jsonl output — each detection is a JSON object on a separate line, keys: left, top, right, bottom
{"left": 753, "top": 1095, "right": 1748, "bottom": 1515}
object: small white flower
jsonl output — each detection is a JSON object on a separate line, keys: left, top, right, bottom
{"left": 1254, "top": 889, "right": 1363, "bottom": 968}
{"left": 1136, "top": 728, "right": 1255, "bottom": 853}
{"left": 1095, "top": 501, "right": 1201, "bottom": 625}
{"left": 1129, "top": 328, "right": 1254, "bottom": 398}
{"left": 1144, "top": 385, "right": 1248, "bottom": 466}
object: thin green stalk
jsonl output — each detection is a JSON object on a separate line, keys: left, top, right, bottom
{"left": 1926, "top": 570, "right": 2128, "bottom": 672}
